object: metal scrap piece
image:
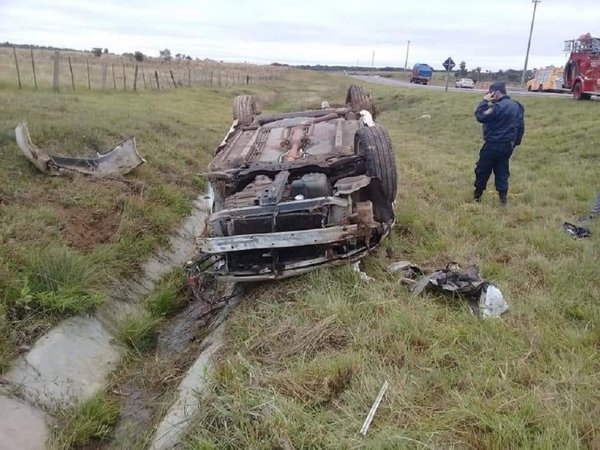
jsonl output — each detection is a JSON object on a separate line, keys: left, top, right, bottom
{"left": 15, "top": 122, "right": 145, "bottom": 177}
{"left": 359, "top": 381, "right": 388, "bottom": 436}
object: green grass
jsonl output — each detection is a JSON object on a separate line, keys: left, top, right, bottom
{"left": 117, "top": 311, "right": 161, "bottom": 353}
{"left": 185, "top": 83, "right": 599, "bottom": 448}
{"left": 3, "top": 68, "right": 598, "bottom": 447}
{"left": 0, "top": 69, "right": 347, "bottom": 372}
{"left": 51, "top": 394, "right": 120, "bottom": 449}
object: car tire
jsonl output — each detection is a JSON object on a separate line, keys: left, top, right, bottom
{"left": 233, "top": 95, "right": 256, "bottom": 125}
{"left": 538, "top": 85, "right": 543, "bottom": 92}
{"left": 355, "top": 125, "right": 397, "bottom": 203}
{"left": 346, "top": 85, "right": 377, "bottom": 118}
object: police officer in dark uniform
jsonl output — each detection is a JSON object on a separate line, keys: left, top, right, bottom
{"left": 473, "top": 81, "right": 525, "bottom": 205}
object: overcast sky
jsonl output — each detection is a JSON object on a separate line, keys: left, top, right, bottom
{"left": 1, "top": 0, "right": 598, "bottom": 71}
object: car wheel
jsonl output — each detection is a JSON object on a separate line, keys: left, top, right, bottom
{"left": 355, "top": 125, "right": 397, "bottom": 203}
{"left": 233, "top": 95, "right": 256, "bottom": 125}
{"left": 346, "top": 85, "right": 377, "bottom": 118}
{"left": 527, "top": 85, "right": 532, "bottom": 91}
{"left": 538, "top": 85, "right": 543, "bottom": 92}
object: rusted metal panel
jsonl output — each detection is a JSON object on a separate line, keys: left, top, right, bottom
{"left": 201, "top": 224, "right": 359, "bottom": 253}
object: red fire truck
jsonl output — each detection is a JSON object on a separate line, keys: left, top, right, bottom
{"left": 563, "top": 33, "right": 600, "bottom": 100}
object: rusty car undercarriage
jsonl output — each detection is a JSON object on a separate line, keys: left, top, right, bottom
{"left": 189, "top": 85, "right": 398, "bottom": 282}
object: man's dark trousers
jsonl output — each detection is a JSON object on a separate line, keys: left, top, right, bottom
{"left": 474, "top": 141, "right": 514, "bottom": 194}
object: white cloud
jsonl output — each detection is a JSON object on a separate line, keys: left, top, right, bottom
{"left": 1, "top": 0, "right": 598, "bottom": 70}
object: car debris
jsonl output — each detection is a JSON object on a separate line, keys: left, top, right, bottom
{"left": 352, "top": 261, "right": 374, "bottom": 283}
{"left": 562, "top": 191, "right": 599, "bottom": 238}
{"left": 15, "top": 122, "right": 145, "bottom": 177}
{"left": 392, "top": 261, "right": 508, "bottom": 319}
{"left": 188, "top": 85, "right": 397, "bottom": 282}
{"left": 562, "top": 222, "right": 591, "bottom": 238}
{"left": 359, "top": 380, "right": 388, "bottom": 437}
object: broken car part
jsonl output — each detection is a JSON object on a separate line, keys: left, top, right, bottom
{"left": 15, "top": 122, "right": 145, "bottom": 176}
{"left": 359, "top": 381, "right": 388, "bottom": 436}
{"left": 394, "top": 261, "right": 508, "bottom": 319}
{"left": 191, "top": 85, "right": 397, "bottom": 281}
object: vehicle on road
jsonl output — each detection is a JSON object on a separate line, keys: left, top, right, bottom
{"left": 526, "top": 66, "right": 563, "bottom": 92}
{"left": 188, "top": 85, "right": 397, "bottom": 282}
{"left": 563, "top": 33, "right": 600, "bottom": 100}
{"left": 410, "top": 63, "right": 433, "bottom": 85}
{"left": 455, "top": 78, "right": 475, "bottom": 89}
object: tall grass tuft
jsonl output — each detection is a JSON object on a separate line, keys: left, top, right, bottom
{"left": 18, "top": 245, "right": 104, "bottom": 316}
{"left": 51, "top": 394, "right": 120, "bottom": 449}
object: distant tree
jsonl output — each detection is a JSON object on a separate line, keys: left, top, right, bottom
{"left": 459, "top": 60, "right": 467, "bottom": 76}
{"left": 185, "top": 55, "right": 192, "bottom": 60}
{"left": 474, "top": 66, "right": 482, "bottom": 82}
{"left": 122, "top": 52, "right": 134, "bottom": 58}
{"left": 175, "top": 53, "right": 182, "bottom": 59}
{"left": 91, "top": 47, "right": 102, "bottom": 57}
{"left": 159, "top": 48, "right": 172, "bottom": 61}
{"left": 103, "top": 48, "right": 109, "bottom": 54}
{"left": 134, "top": 51, "right": 145, "bottom": 62}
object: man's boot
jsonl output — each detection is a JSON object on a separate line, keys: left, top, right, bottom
{"left": 499, "top": 191, "right": 508, "bottom": 206}
{"left": 473, "top": 189, "right": 483, "bottom": 203}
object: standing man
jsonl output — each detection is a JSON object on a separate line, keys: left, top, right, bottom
{"left": 473, "top": 81, "right": 525, "bottom": 205}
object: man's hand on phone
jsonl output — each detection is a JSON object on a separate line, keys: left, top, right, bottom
{"left": 483, "top": 92, "right": 495, "bottom": 102}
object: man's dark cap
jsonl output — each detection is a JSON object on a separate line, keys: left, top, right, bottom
{"left": 488, "top": 81, "right": 507, "bottom": 94}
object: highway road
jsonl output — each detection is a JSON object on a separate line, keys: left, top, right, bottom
{"left": 351, "top": 75, "right": 571, "bottom": 99}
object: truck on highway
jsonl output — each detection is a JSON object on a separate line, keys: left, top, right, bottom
{"left": 562, "top": 33, "right": 600, "bottom": 100}
{"left": 527, "top": 66, "right": 563, "bottom": 92}
{"left": 409, "top": 63, "right": 433, "bottom": 85}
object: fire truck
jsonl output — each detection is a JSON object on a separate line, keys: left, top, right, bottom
{"left": 562, "top": 33, "right": 600, "bottom": 100}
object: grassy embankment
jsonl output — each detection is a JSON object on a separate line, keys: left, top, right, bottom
{"left": 184, "top": 85, "right": 599, "bottom": 448}
{"left": 0, "top": 69, "right": 350, "bottom": 375}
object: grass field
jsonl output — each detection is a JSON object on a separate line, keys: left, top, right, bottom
{"left": 0, "top": 70, "right": 350, "bottom": 374}
{"left": 182, "top": 83, "right": 599, "bottom": 448}
{"left": 1, "top": 69, "right": 599, "bottom": 448}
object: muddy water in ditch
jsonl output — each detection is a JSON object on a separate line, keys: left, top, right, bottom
{"left": 110, "top": 282, "right": 243, "bottom": 449}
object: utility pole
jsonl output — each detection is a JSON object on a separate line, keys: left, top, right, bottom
{"left": 404, "top": 40, "right": 411, "bottom": 73}
{"left": 521, "top": 0, "right": 541, "bottom": 86}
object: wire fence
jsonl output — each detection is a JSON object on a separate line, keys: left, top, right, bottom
{"left": 0, "top": 47, "right": 287, "bottom": 92}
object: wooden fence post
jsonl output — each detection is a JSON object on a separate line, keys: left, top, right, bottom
{"left": 12, "top": 47, "right": 22, "bottom": 90}
{"left": 86, "top": 59, "right": 91, "bottom": 90}
{"left": 30, "top": 49, "right": 38, "bottom": 90}
{"left": 111, "top": 65, "right": 116, "bottom": 90}
{"left": 102, "top": 64, "right": 107, "bottom": 90}
{"left": 170, "top": 70, "right": 177, "bottom": 87}
{"left": 133, "top": 65, "right": 138, "bottom": 91}
{"left": 53, "top": 51, "right": 60, "bottom": 92}
{"left": 155, "top": 70, "right": 160, "bottom": 89}
{"left": 122, "top": 64, "right": 126, "bottom": 91}
{"left": 68, "top": 57, "right": 75, "bottom": 91}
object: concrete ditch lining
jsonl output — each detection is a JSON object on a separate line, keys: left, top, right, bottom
{"left": 0, "top": 194, "right": 211, "bottom": 448}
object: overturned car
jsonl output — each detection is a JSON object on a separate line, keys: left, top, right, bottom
{"left": 191, "top": 85, "right": 397, "bottom": 282}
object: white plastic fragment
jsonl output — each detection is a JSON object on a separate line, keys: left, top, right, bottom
{"left": 352, "top": 261, "right": 374, "bottom": 282}
{"left": 360, "top": 381, "right": 389, "bottom": 436}
{"left": 479, "top": 284, "right": 509, "bottom": 319}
